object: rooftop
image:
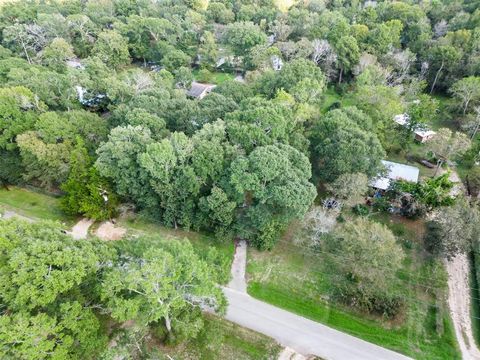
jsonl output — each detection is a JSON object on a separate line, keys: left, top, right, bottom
{"left": 186, "top": 82, "right": 216, "bottom": 98}
{"left": 370, "top": 160, "right": 420, "bottom": 190}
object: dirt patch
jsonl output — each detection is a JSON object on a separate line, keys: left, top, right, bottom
{"left": 70, "top": 218, "right": 93, "bottom": 240}
{"left": 96, "top": 221, "right": 127, "bottom": 241}
{"left": 447, "top": 254, "right": 480, "bottom": 360}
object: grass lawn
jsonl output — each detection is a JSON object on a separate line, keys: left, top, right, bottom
{"left": 319, "top": 87, "right": 356, "bottom": 114}
{"left": 470, "top": 252, "right": 480, "bottom": 348}
{"left": 247, "top": 214, "right": 460, "bottom": 359}
{"left": 117, "top": 215, "right": 234, "bottom": 260}
{"left": 192, "top": 69, "right": 235, "bottom": 85}
{"left": 0, "top": 186, "right": 73, "bottom": 223}
{"left": 163, "top": 314, "right": 282, "bottom": 360}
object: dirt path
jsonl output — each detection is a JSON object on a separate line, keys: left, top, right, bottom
{"left": 0, "top": 210, "right": 33, "bottom": 222}
{"left": 70, "top": 218, "right": 94, "bottom": 240}
{"left": 447, "top": 255, "right": 480, "bottom": 360}
{"left": 278, "top": 347, "right": 307, "bottom": 360}
{"left": 227, "top": 239, "right": 247, "bottom": 292}
{"left": 443, "top": 168, "right": 480, "bottom": 359}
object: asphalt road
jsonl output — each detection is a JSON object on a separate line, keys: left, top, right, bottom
{"left": 224, "top": 287, "right": 412, "bottom": 360}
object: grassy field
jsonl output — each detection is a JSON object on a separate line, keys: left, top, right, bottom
{"left": 163, "top": 314, "right": 281, "bottom": 359}
{"left": 117, "top": 215, "right": 234, "bottom": 259}
{"left": 192, "top": 69, "right": 235, "bottom": 84}
{"left": 0, "top": 186, "right": 72, "bottom": 223}
{"left": 247, "top": 214, "right": 460, "bottom": 359}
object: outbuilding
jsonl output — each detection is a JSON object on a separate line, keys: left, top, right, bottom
{"left": 414, "top": 129, "right": 437, "bottom": 143}
{"left": 186, "top": 82, "right": 216, "bottom": 100}
{"left": 370, "top": 160, "right": 420, "bottom": 191}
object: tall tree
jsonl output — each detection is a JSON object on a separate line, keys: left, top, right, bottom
{"left": 101, "top": 239, "right": 225, "bottom": 338}
{"left": 326, "top": 218, "right": 405, "bottom": 316}
{"left": 310, "top": 109, "right": 385, "bottom": 181}
{"left": 92, "top": 30, "right": 130, "bottom": 69}
{"left": 450, "top": 76, "right": 480, "bottom": 115}
{"left": 95, "top": 125, "right": 156, "bottom": 209}
{"left": 230, "top": 143, "right": 316, "bottom": 249}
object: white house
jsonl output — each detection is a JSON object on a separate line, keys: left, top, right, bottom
{"left": 370, "top": 160, "right": 420, "bottom": 190}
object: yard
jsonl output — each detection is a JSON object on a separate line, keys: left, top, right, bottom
{"left": 161, "top": 314, "right": 281, "bottom": 360}
{"left": 192, "top": 69, "right": 235, "bottom": 84}
{"left": 247, "top": 213, "right": 460, "bottom": 359}
{"left": 0, "top": 186, "right": 73, "bottom": 223}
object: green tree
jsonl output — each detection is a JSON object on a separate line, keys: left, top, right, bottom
{"left": 327, "top": 218, "right": 405, "bottom": 316}
{"left": 92, "top": 30, "right": 130, "bottom": 69}
{"left": 198, "top": 186, "right": 236, "bottom": 240}
{"left": 0, "top": 86, "right": 40, "bottom": 151}
{"left": 334, "top": 36, "right": 360, "bottom": 83}
{"left": 450, "top": 76, "right": 480, "bottom": 115}
{"left": 230, "top": 144, "right": 317, "bottom": 249}
{"left": 310, "top": 109, "right": 385, "bottom": 181}
{"left": 101, "top": 239, "right": 225, "bottom": 339}
{"left": 428, "top": 44, "right": 461, "bottom": 93}
{"left": 95, "top": 125, "right": 157, "bottom": 209}
{"left": 61, "top": 140, "right": 118, "bottom": 220}
{"left": 0, "top": 219, "right": 109, "bottom": 359}
{"left": 40, "top": 37, "right": 74, "bottom": 73}
{"left": 161, "top": 48, "right": 191, "bottom": 72}
{"left": 223, "top": 21, "right": 267, "bottom": 56}
{"left": 206, "top": 2, "right": 235, "bottom": 24}
{"left": 225, "top": 96, "right": 298, "bottom": 153}
{"left": 198, "top": 31, "right": 219, "bottom": 70}
{"left": 16, "top": 131, "right": 73, "bottom": 189}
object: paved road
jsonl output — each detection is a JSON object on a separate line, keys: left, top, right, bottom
{"left": 224, "top": 288, "right": 412, "bottom": 360}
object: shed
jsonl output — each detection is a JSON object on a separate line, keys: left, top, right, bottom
{"left": 414, "top": 129, "right": 436, "bottom": 143}
{"left": 186, "top": 82, "right": 216, "bottom": 100}
{"left": 393, "top": 113, "right": 409, "bottom": 126}
{"left": 393, "top": 113, "right": 436, "bottom": 143}
{"left": 370, "top": 160, "right": 420, "bottom": 190}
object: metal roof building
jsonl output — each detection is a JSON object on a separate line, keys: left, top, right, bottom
{"left": 370, "top": 160, "right": 420, "bottom": 190}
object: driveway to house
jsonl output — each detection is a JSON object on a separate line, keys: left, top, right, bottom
{"left": 224, "top": 239, "right": 411, "bottom": 360}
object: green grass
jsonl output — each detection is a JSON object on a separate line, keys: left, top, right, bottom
{"left": 192, "top": 69, "right": 235, "bottom": 85}
{"left": 0, "top": 186, "right": 72, "bottom": 223}
{"left": 470, "top": 252, "right": 480, "bottom": 348}
{"left": 117, "top": 215, "right": 234, "bottom": 259}
{"left": 160, "top": 314, "right": 282, "bottom": 359}
{"left": 247, "top": 215, "right": 460, "bottom": 359}
{"left": 319, "top": 87, "right": 356, "bottom": 114}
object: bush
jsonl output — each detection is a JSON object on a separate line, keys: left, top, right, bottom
{"left": 353, "top": 204, "right": 369, "bottom": 216}
{"left": 197, "top": 68, "right": 214, "bottom": 83}
{"left": 334, "top": 285, "right": 405, "bottom": 318}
